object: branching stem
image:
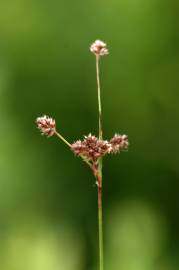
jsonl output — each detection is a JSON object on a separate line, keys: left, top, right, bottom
{"left": 55, "top": 130, "right": 92, "bottom": 169}
{"left": 55, "top": 130, "right": 71, "bottom": 147}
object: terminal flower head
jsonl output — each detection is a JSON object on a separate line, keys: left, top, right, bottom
{"left": 90, "top": 40, "right": 109, "bottom": 56}
{"left": 36, "top": 115, "right": 56, "bottom": 137}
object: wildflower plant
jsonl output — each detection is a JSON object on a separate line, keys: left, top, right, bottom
{"left": 36, "top": 40, "right": 129, "bottom": 270}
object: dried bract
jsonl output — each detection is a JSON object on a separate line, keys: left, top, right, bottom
{"left": 36, "top": 115, "right": 56, "bottom": 137}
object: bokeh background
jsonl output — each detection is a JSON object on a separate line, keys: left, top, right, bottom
{"left": 0, "top": 0, "right": 179, "bottom": 269}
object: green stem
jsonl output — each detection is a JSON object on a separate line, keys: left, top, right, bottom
{"left": 55, "top": 130, "right": 72, "bottom": 147}
{"left": 96, "top": 54, "right": 104, "bottom": 270}
{"left": 96, "top": 55, "right": 102, "bottom": 140}
{"left": 55, "top": 131, "right": 71, "bottom": 147}
{"left": 97, "top": 168, "right": 103, "bottom": 270}
{"left": 55, "top": 130, "right": 92, "bottom": 169}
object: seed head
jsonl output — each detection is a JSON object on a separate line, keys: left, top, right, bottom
{"left": 70, "top": 140, "right": 86, "bottom": 156}
{"left": 36, "top": 115, "right": 56, "bottom": 137}
{"left": 71, "top": 134, "right": 111, "bottom": 162}
{"left": 90, "top": 40, "right": 109, "bottom": 56}
{"left": 110, "top": 134, "right": 129, "bottom": 154}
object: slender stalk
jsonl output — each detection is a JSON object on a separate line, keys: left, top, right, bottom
{"left": 55, "top": 130, "right": 72, "bottom": 147}
{"left": 96, "top": 55, "right": 102, "bottom": 140}
{"left": 55, "top": 130, "right": 92, "bottom": 169}
{"left": 96, "top": 54, "right": 104, "bottom": 270}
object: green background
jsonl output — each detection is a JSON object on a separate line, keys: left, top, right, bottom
{"left": 0, "top": 0, "right": 179, "bottom": 269}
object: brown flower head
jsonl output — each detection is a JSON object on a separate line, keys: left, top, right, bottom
{"left": 71, "top": 134, "right": 111, "bottom": 162}
{"left": 70, "top": 140, "right": 86, "bottom": 156}
{"left": 110, "top": 134, "right": 129, "bottom": 154}
{"left": 36, "top": 115, "right": 56, "bottom": 137}
{"left": 90, "top": 40, "right": 109, "bottom": 56}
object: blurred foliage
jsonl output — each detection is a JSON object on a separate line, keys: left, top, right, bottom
{"left": 0, "top": 0, "right": 179, "bottom": 269}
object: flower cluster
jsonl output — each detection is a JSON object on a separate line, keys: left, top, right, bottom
{"left": 36, "top": 40, "right": 129, "bottom": 169}
{"left": 110, "top": 134, "right": 128, "bottom": 154}
{"left": 36, "top": 115, "right": 56, "bottom": 137}
{"left": 90, "top": 40, "right": 109, "bottom": 56}
{"left": 71, "top": 133, "right": 128, "bottom": 162}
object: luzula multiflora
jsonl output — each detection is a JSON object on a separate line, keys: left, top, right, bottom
{"left": 36, "top": 40, "right": 129, "bottom": 270}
